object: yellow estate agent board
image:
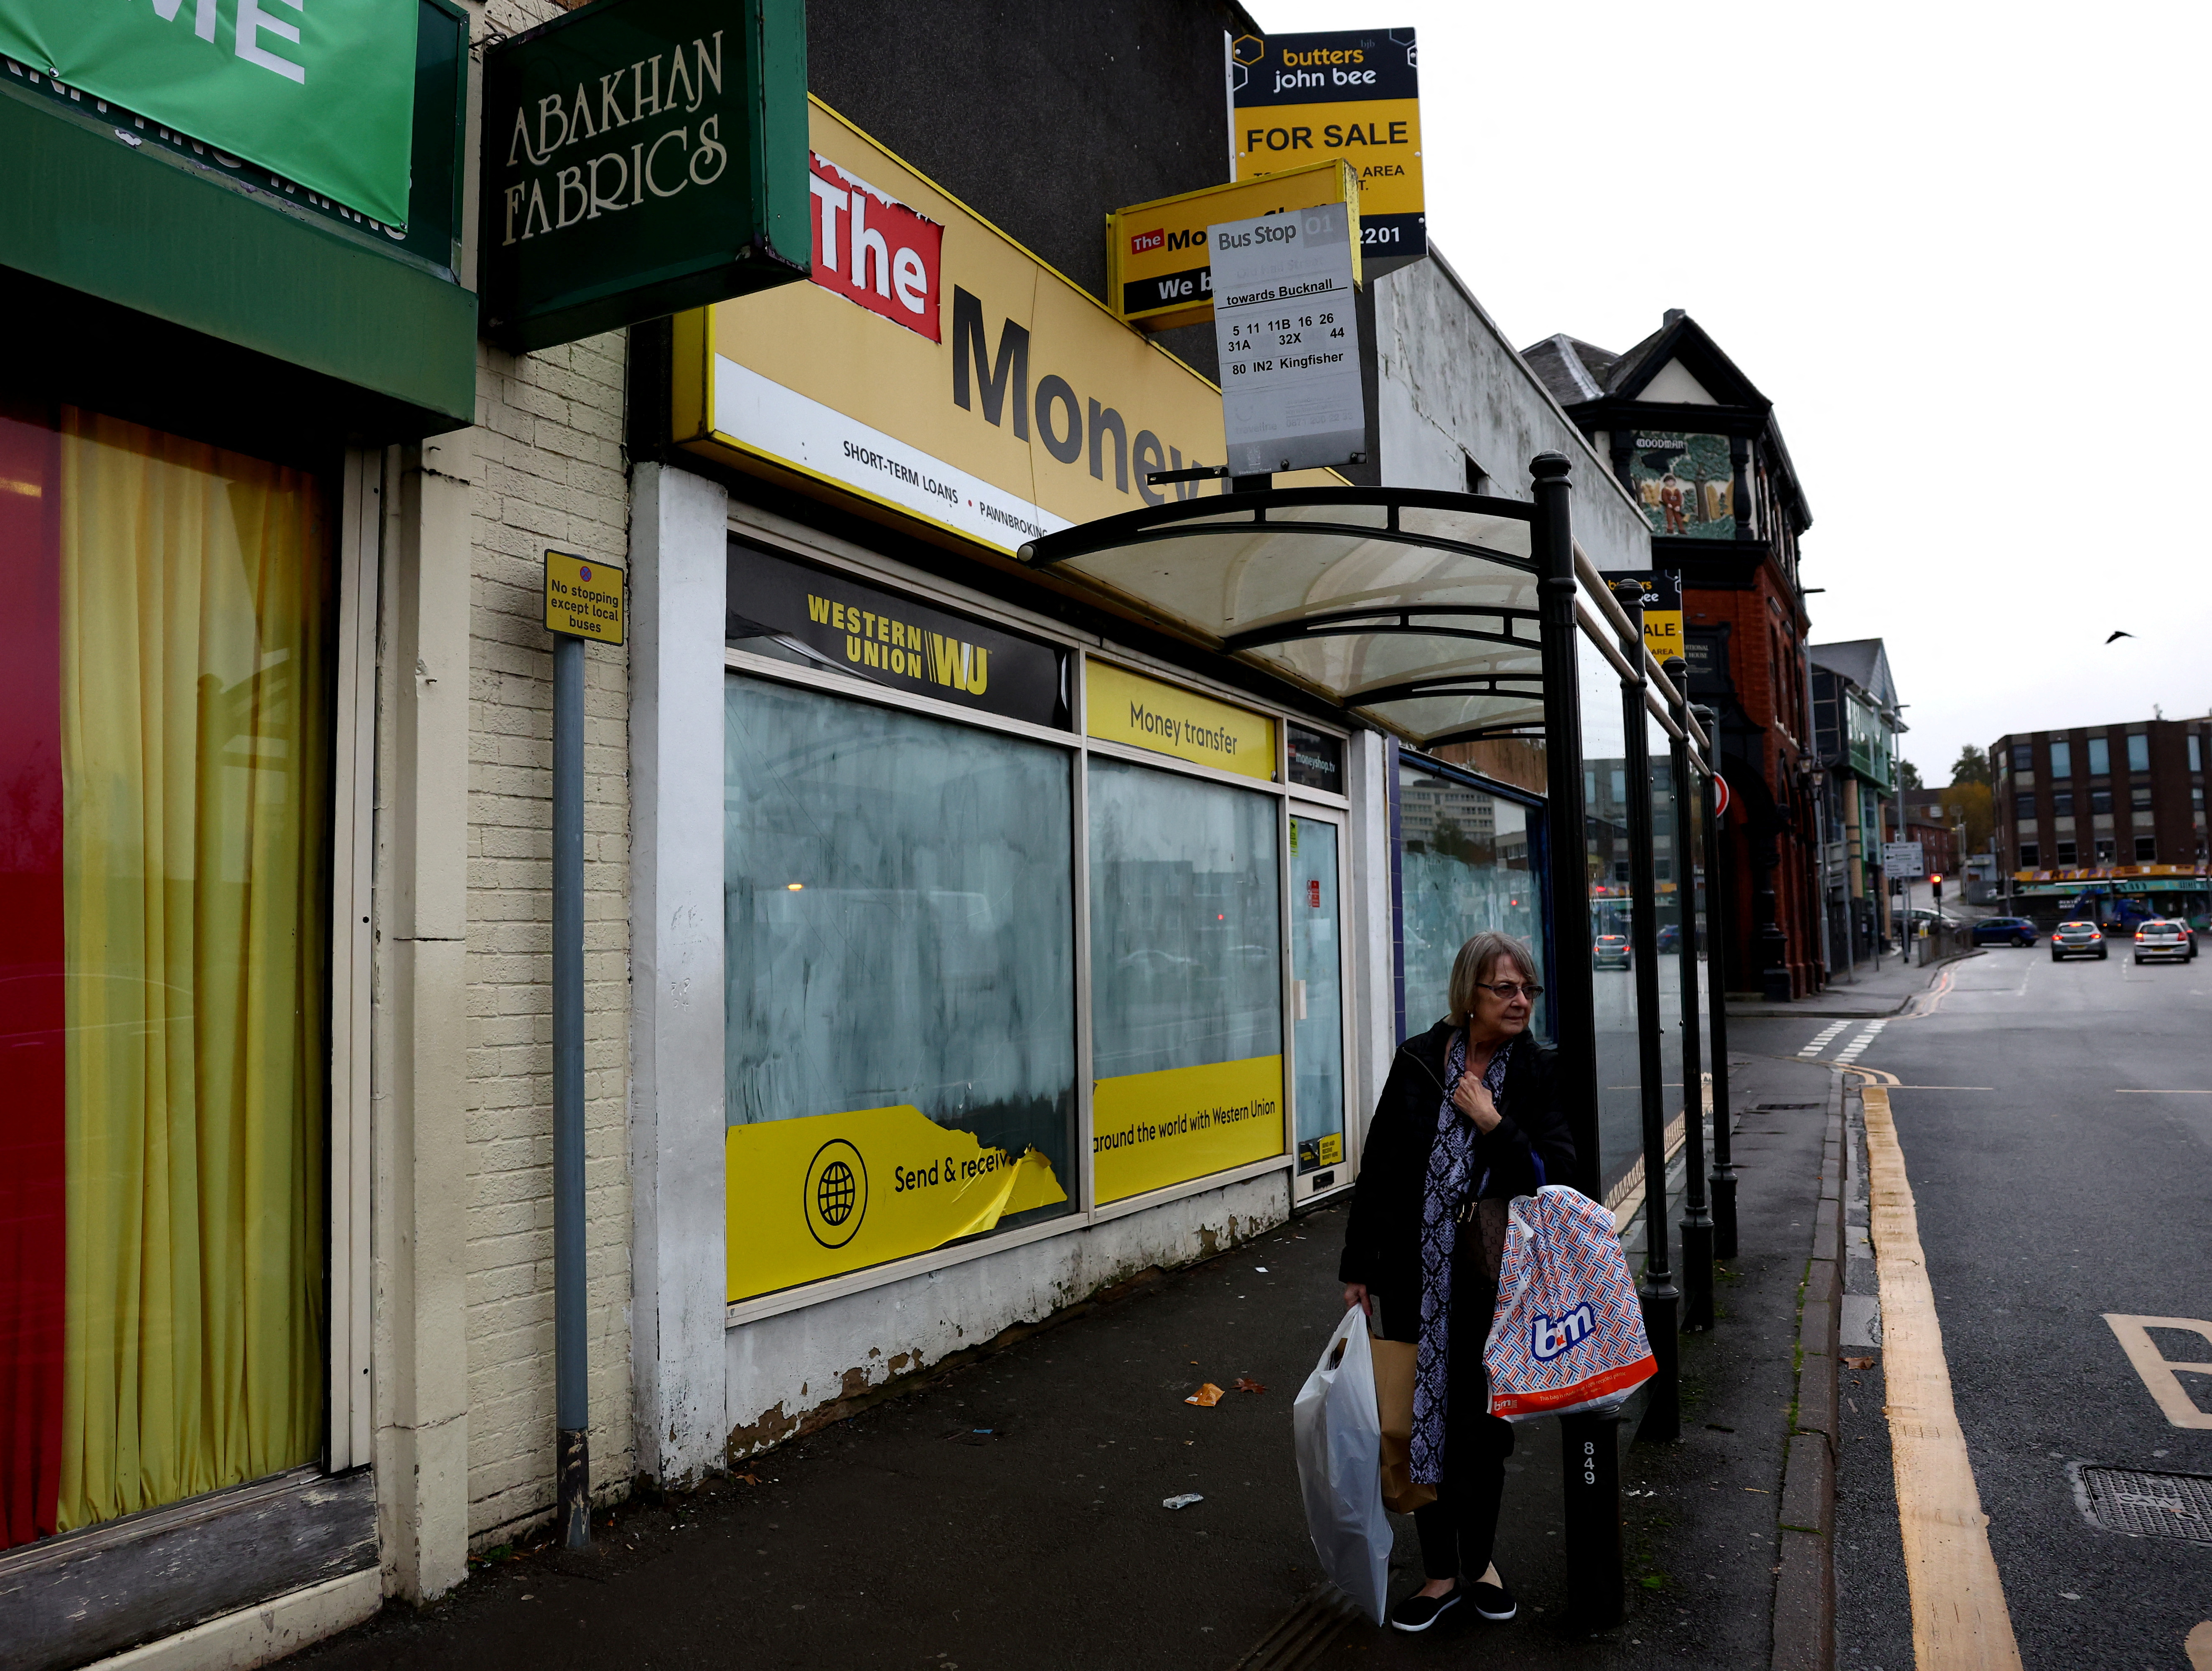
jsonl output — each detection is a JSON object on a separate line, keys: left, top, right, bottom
{"left": 1107, "top": 160, "right": 1360, "bottom": 333}
{"left": 727, "top": 1105, "right": 1067, "bottom": 1301}
{"left": 1093, "top": 1056, "right": 1285, "bottom": 1204}
{"left": 1086, "top": 660, "right": 1276, "bottom": 782}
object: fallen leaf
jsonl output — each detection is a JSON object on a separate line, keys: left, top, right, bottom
{"left": 1233, "top": 1377, "right": 1267, "bottom": 1395}
{"left": 1843, "top": 1356, "right": 1876, "bottom": 1369}
{"left": 1742, "top": 1487, "right": 1769, "bottom": 1494}
{"left": 1185, "top": 1382, "right": 1225, "bottom": 1407}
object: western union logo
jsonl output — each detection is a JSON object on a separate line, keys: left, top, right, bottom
{"left": 807, "top": 592, "right": 989, "bottom": 694}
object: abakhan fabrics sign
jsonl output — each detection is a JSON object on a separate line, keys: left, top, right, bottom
{"left": 480, "top": 0, "right": 810, "bottom": 352}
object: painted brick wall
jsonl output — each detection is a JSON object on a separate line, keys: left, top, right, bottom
{"left": 462, "top": 297, "right": 638, "bottom": 1541}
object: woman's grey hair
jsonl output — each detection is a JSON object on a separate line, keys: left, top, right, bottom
{"left": 1447, "top": 930, "right": 1539, "bottom": 1025}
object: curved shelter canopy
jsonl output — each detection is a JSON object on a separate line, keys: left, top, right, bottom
{"left": 1020, "top": 488, "right": 1548, "bottom": 749}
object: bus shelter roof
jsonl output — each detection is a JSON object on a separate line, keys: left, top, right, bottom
{"left": 1020, "top": 488, "right": 1548, "bottom": 749}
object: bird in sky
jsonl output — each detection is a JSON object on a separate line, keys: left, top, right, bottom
{"left": 2105, "top": 630, "right": 2134, "bottom": 644}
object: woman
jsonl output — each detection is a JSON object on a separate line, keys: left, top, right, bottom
{"left": 1339, "top": 930, "right": 1576, "bottom": 1633}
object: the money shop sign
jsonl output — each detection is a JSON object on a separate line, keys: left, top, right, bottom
{"left": 1231, "top": 28, "right": 1424, "bottom": 275}
{"left": 479, "top": 0, "right": 810, "bottom": 352}
{"left": 0, "top": 0, "right": 420, "bottom": 224}
{"left": 673, "top": 98, "right": 1343, "bottom": 559}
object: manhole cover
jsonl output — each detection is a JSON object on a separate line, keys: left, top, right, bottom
{"left": 2074, "top": 1465, "right": 2212, "bottom": 1544}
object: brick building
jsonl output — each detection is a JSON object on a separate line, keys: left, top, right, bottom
{"left": 1525, "top": 313, "right": 1821, "bottom": 997}
{"left": 1992, "top": 717, "right": 2212, "bottom": 922}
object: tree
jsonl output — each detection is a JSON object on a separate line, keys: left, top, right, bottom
{"left": 1898, "top": 758, "right": 1923, "bottom": 791}
{"left": 1950, "top": 744, "right": 1991, "bottom": 787}
{"left": 1940, "top": 783, "right": 1993, "bottom": 853}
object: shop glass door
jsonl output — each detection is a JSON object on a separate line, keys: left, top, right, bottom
{"left": 1289, "top": 811, "right": 1349, "bottom": 1199}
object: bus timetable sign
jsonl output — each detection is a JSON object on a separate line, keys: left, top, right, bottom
{"left": 479, "top": 0, "right": 811, "bottom": 351}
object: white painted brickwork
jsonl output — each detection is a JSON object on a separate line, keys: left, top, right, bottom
{"left": 463, "top": 309, "right": 638, "bottom": 1541}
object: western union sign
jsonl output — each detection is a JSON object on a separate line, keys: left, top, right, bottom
{"left": 1107, "top": 160, "right": 1360, "bottom": 332}
{"left": 1231, "top": 28, "right": 1424, "bottom": 276}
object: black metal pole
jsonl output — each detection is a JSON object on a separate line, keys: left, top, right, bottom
{"left": 1668, "top": 662, "right": 1713, "bottom": 1331}
{"left": 1531, "top": 453, "right": 1623, "bottom": 1631}
{"left": 1696, "top": 704, "right": 1739, "bottom": 1261}
{"left": 553, "top": 631, "right": 590, "bottom": 1549}
{"left": 1620, "top": 622, "right": 1678, "bottom": 1445}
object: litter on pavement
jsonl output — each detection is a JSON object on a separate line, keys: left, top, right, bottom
{"left": 1162, "top": 1494, "right": 1204, "bottom": 1510}
{"left": 1184, "top": 1382, "right": 1225, "bottom": 1406}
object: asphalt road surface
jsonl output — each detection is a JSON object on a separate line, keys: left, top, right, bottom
{"left": 1744, "top": 943, "right": 2212, "bottom": 1671}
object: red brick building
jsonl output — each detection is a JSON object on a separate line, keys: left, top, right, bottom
{"left": 1525, "top": 312, "right": 1822, "bottom": 997}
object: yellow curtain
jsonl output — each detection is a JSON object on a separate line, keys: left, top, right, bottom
{"left": 56, "top": 411, "right": 331, "bottom": 1530}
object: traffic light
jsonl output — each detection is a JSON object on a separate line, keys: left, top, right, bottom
{"left": 1929, "top": 874, "right": 1943, "bottom": 902}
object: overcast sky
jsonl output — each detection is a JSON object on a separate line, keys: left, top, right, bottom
{"left": 1251, "top": 0, "right": 2212, "bottom": 782}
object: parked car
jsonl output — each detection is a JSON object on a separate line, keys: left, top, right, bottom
{"left": 2050, "top": 920, "right": 2107, "bottom": 961}
{"left": 1592, "top": 933, "right": 1631, "bottom": 970}
{"left": 2132, "top": 919, "right": 2196, "bottom": 964}
{"left": 1970, "top": 916, "right": 2040, "bottom": 948}
{"left": 1656, "top": 924, "right": 1681, "bottom": 954}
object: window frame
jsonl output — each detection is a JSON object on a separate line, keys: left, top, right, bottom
{"left": 716, "top": 531, "right": 1354, "bottom": 1327}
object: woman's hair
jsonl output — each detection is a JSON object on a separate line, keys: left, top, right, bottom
{"left": 1447, "top": 930, "right": 1539, "bottom": 1025}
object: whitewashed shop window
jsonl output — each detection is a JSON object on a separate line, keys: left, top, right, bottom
{"left": 721, "top": 676, "right": 1077, "bottom": 1302}
{"left": 1086, "top": 758, "right": 1284, "bottom": 1205}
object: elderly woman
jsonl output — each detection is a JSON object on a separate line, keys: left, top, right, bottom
{"left": 1339, "top": 930, "right": 1577, "bottom": 1632}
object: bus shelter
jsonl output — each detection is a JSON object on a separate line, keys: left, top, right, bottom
{"left": 1023, "top": 456, "right": 1727, "bottom": 1627}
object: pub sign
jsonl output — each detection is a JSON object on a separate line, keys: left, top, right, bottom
{"left": 480, "top": 0, "right": 810, "bottom": 351}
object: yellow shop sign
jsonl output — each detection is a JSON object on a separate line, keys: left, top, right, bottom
{"left": 1093, "top": 1055, "right": 1285, "bottom": 1204}
{"left": 726, "top": 1105, "right": 1067, "bottom": 1301}
{"left": 1086, "top": 660, "right": 1276, "bottom": 782}
{"left": 1107, "top": 160, "right": 1360, "bottom": 332}
{"left": 673, "top": 97, "right": 1340, "bottom": 561}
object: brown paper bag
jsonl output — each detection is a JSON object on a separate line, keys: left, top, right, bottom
{"left": 1370, "top": 1337, "right": 1437, "bottom": 1514}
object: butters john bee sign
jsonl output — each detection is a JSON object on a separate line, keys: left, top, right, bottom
{"left": 479, "top": 0, "right": 811, "bottom": 351}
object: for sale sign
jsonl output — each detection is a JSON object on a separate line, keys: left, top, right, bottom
{"left": 1230, "top": 28, "right": 1424, "bottom": 275}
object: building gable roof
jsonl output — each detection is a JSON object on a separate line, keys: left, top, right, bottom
{"left": 1810, "top": 637, "right": 1897, "bottom": 710}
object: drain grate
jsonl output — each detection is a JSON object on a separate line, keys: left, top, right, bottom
{"left": 2075, "top": 1465, "right": 2212, "bottom": 1544}
{"left": 1756, "top": 1102, "right": 1822, "bottom": 1111}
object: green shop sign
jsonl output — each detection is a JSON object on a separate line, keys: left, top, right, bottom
{"left": 479, "top": 0, "right": 810, "bottom": 353}
{"left": 0, "top": 0, "right": 418, "bottom": 226}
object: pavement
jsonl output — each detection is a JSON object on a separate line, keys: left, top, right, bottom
{"left": 293, "top": 1017, "right": 1865, "bottom": 1671}
{"left": 1733, "top": 938, "right": 2212, "bottom": 1671}
{"left": 1727, "top": 942, "right": 1980, "bottom": 1021}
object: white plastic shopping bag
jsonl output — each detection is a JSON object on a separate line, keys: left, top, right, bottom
{"left": 1484, "top": 1185, "right": 1655, "bottom": 1421}
{"left": 1292, "top": 1306, "right": 1391, "bottom": 1623}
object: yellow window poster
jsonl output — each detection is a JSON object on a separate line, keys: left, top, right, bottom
{"left": 1086, "top": 660, "right": 1276, "bottom": 782}
{"left": 1093, "top": 1055, "right": 1285, "bottom": 1204}
{"left": 727, "top": 1105, "right": 1067, "bottom": 1302}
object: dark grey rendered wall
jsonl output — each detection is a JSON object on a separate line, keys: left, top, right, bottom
{"left": 805, "top": 0, "right": 1261, "bottom": 381}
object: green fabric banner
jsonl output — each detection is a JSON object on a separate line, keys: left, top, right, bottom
{"left": 0, "top": 0, "right": 419, "bottom": 226}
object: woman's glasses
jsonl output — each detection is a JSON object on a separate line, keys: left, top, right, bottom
{"left": 1475, "top": 980, "right": 1543, "bottom": 1001}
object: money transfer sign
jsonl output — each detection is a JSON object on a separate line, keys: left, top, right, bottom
{"left": 1231, "top": 28, "right": 1424, "bottom": 275}
{"left": 1107, "top": 160, "right": 1359, "bottom": 333}
{"left": 1210, "top": 201, "right": 1365, "bottom": 476}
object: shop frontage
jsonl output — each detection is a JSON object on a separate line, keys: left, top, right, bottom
{"left": 1, "top": 3, "right": 475, "bottom": 1660}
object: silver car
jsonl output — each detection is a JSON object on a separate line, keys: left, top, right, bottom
{"left": 2131, "top": 918, "right": 2196, "bottom": 964}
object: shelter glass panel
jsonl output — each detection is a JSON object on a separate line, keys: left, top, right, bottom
{"left": 1397, "top": 759, "right": 1543, "bottom": 1034}
{"left": 1577, "top": 637, "right": 1640, "bottom": 1194}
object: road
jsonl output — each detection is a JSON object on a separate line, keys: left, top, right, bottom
{"left": 1742, "top": 943, "right": 2212, "bottom": 1670}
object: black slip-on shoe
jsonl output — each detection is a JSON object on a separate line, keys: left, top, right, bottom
{"left": 1467, "top": 1577, "right": 1517, "bottom": 1622}
{"left": 1388, "top": 1586, "right": 1462, "bottom": 1633}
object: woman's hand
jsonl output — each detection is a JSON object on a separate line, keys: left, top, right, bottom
{"left": 1343, "top": 1282, "right": 1371, "bottom": 1319}
{"left": 1453, "top": 1072, "right": 1503, "bottom": 1133}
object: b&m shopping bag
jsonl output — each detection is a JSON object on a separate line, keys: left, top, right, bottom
{"left": 1484, "top": 1185, "right": 1655, "bottom": 1420}
{"left": 1292, "top": 1308, "right": 1391, "bottom": 1623}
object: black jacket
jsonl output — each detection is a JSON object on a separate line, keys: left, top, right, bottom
{"left": 1337, "top": 1021, "right": 1579, "bottom": 1342}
